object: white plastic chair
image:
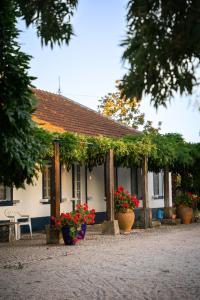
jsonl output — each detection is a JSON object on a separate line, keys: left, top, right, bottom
{"left": 4, "top": 208, "right": 32, "bottom": 240}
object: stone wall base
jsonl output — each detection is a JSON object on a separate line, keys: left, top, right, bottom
{"left": 102, "top": 220, "right": 120, "bottom": 235}
{"left": 45, "top": 224, "right": 64, "bottom": 244}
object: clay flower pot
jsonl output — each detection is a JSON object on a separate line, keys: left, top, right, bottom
{"left": 115, "top": 209, "right": 135, "bottom": 232}
{"left": 178, "top": 205, "right": 193, "bottom": 224}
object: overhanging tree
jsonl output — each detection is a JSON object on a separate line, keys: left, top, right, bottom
{"left": 98, "top": 89, "right": 145, "bottom": 129}
{"left": 0, "top": 0, "right": 77, "bottom": 187}
{"left": 121, "top": 0, "right": 200, "bottom": 107}
{"left": 98, "top": 85, "right": 161, "bottom": 133}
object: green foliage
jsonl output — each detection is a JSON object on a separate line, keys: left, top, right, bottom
{"left": 0, "top": 0, "right": 77, "bottom": 188}
{"left": 121, "top": 0, "right": 200, "bottom": 107}
{"left": 98, "top": 86, "right": 162, "bottom": 133}
{"left": 115, "top": 134, "right": 156, "bottom": 167}
{"left": 175, "top": 192, "right": 199, "bottom": 208}
{"left": 176, "top": 142, "right": 200, "bottom": 194}
{"left": 60, "top": 132, "right": 88, "bottom": 169}
{"left": 148, "top": 133, "right": 193, "bottom": 172}
{"left": 16, "top": 0, "right": 78, "bottom": 47}
{"left": 33, "top": 127, "right": 200, "bottom": 195}
{"left": 98, "top": 89, "right": 145, "bottom": 129}
{"left": 0, "top": 1, "right": 42, "bottom": 187}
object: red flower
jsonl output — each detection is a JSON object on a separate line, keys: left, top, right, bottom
{"left": 83, "top": 216, "right": 87, "bottom": 223}
{"left": 84, "top": 203, "right": 88, "bottom": 210}
{"left": 118, "top": 186, "right": 124, "bottom": 193}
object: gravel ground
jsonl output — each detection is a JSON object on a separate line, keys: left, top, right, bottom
{"left": 0, "top": 223, "right": 200, "bottom": 300}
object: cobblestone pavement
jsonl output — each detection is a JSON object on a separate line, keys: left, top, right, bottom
{"left": 0, "top": 223, "right": 200, "bottom": 300}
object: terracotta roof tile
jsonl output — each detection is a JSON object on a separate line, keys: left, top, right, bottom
{"left": 33, "top": 89, "right": 139, "bottom": 138}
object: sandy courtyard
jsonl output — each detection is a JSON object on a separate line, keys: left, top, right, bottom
{"left": 0, "top": 223, "right": 200, "bottom": 300}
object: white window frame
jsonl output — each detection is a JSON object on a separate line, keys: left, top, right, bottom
{"left": 42, "top": 165, "right": 51, "bottom": 200}
{"left": 0, "top": 184, "right": 13, "bottom": 205}
{"left": 153, "top": 171, "right": 164, "bottom": 199}
{"left": 72, "top": 164, "right": 81, "bottom": 202}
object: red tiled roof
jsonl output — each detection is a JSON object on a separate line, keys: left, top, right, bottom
{"left": 33, "top": 89, "right": 139, "bottom": 138}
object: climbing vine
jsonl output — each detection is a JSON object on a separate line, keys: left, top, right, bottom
{"left": 31, "top": 126, "right": 200, "bottom": 194}
{"left": 34, "top": 126, "right": 198, "bottom": 171}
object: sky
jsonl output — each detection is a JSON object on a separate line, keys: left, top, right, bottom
{"left": 18, "top": 0, "right": 200, "bottom": 143}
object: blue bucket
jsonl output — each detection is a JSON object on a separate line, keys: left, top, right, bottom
{"left": 157, "top": 209, "right": 164, "bottom": 220}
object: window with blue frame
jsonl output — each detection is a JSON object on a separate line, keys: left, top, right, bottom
{"left": 0, "top": 184, "right": 13, "bottom": 206}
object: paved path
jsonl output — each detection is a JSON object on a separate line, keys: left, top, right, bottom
{"left": 0, "top": 223, "right": 200, "bottom": 300}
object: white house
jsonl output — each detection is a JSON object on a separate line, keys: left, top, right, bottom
{"left": 0, "top": 90, "right": 172, "bottom": 231}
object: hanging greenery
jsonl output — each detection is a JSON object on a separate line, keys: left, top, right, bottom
{"left": 33, "top": 126, "right": 198, "bottom": 172}
{"left": 34, "top": 127, "right": 157, "bottom": 170}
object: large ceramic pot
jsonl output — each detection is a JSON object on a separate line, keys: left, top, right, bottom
{"left": 61, "top": 226, "right": 77, "bottom": 245}
{"left": 177, "top": 205, "right": 193, "bottom": 224}
{"left": 115, "top": 209, "right": 135, "bottom": 232}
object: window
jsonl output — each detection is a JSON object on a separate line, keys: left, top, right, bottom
{"left": 0, "top": 184, "right": 13, "bottom": 206}
{"left": 42, "top": 165, "right": 51, "bottom": 199}
{"left": 131, "top": 167, "right": 138, "bottom": 195}
{"left": 153, "top": 172, "right": 164, "bottom": 197}
{"left": 72, "top": 164, "right": 81, "bottom": 208}
{"left": 153, "top": 173, "right": 159, "bottom": 196}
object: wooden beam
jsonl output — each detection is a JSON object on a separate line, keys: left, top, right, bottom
{"left": 164, "top": 168, "right": 172, "bottom": 218}
{"left": 51, "top": 140, "right": 61, "bottom": 223}
{"left": 141, "top": 157, "right": 152, "bottom": 228}
{"left": 142, "top": 157, "right": 149, "bottom": 209}
{"left": 105, "top": 149, "right": 114, "bottom": 221}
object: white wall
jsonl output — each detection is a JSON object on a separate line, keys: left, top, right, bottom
{"left": 148, "top": 172, "right": 172, "bottom": 209}
{"left": 87, "top": 165, "right": 106, "bottom": 213}
{"left": 0, "top": 165, "right": 173, "bottom": 221}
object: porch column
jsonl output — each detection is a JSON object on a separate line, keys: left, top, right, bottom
{"left": 102, "top": 149, "right": 119, "bottom": 235}
{"left": 51, "top": 139, "right": 61, "bottom": 221}
{"left": 46, "top": 139, "right": 61, "bottom": 244}
{"left": 141, "top": 157, "right": 152, "bottom": 228}
{"left": 164, "top": 168, "right": 173, "bottom": 218}
{"left": 105, "top": 149, "right": 114, "bottom": 221}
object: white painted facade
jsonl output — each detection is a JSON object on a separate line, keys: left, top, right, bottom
{"left": 0, "top": 165, "right": 172, "bottom": 226}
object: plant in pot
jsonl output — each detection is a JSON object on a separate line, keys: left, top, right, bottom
{"left": 114, "top": 186, "right": 140, "bottom": 233}
{"left": 52, "top": 203, "right": 96, "bottom": 245}
{"left": 75, "top": 203, "right": 96, "bottom": 240}
{"left": 175, "top": 192, "right": 199, "bottom": 224}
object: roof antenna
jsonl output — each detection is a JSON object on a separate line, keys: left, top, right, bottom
{"left": 57, "top": 76, "right": 61, "bottom": 95}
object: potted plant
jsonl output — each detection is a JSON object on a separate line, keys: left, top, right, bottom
{"left": 114, "top": 186, "right": 140, "bottom": 232}
{"left": 75, "top": 203, "right": 96, "bottom": 240}
{"left": 52, "top": 203, "right": 96, "bottom": 245}
{"left": 175, "top": 192, "right": 199, "bottom": 224}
